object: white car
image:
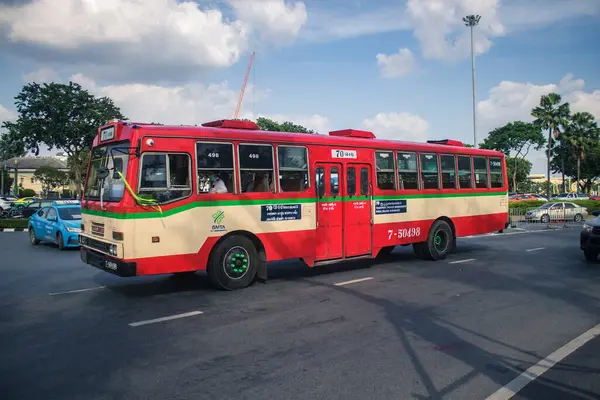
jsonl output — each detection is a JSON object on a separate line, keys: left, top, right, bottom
{"left": 0, "top": 196, "right": 18, "bottom": 210}
{"left": 525, "top": 201, "right": 588, "bottom": 223}
{"left": 555, "top": 192, "right": 589, "bottom": 200}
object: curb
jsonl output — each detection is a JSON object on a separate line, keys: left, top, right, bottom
{"left": 0, "top": 228, "right": 28, "bottom": 232}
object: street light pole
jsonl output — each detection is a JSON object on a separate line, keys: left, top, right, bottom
{"left": 463, "top": 14, "right": 481, "bottom": 148}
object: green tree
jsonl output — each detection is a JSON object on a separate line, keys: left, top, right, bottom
{"left": 480, "top": 121, "right": 544, "bottom": 192}
{"left": 0, "top": 130, "right": 27, "bottom": 160}
{"left": 255, "top": 117, "right": 315, "bottom": 133}
{"left": 505, "top": 156, "right": 533, "bottom": 192}
{"left": 562, "top": 112, "right": 599, "bottom": 193}
{"left": 2, "top": 82, "right": 126, "bottom": 197}
{"left": 553, "top": 140, "right": 600, "bottom": 193}
{"left": 531, "top": 92, "right": 571, "bottom": 200}
{"left": 1, "top": 168, "right": 14, "bottom": 195}
{"left": 33, "top": 166, "right": 68, "bottom": 197}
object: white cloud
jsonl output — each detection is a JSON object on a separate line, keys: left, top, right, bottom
{"left": 477, "top": 73, "right": 600, "bottom": 174}
{"left": 22, "top": 67, "right": 60, "bottom": 83}
{"left": 228, "top": 0, "right": 307, "bottom": 45}
{"left": 376, "top": 48, "right": 417, "bottom": 78}
{"left": 362, "top": 112, "right": 429, "bottom": 142}
{"left": 0, "top": 104, "right": 16, "bottom": 124}
{"left": 406, "top": 0, "right": 505, "bottom": 61}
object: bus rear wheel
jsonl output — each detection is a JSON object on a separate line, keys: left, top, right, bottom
{"left": 416, "top": 220, "right": 454, "bottom": 261}
{"left": 207, "top": 235, "right": 260, "bottom": 290}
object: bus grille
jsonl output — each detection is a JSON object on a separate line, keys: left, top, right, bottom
{"left": 86, "top": 237, "right": 112, "bottom": 253}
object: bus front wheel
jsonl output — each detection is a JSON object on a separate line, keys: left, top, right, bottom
{"left": 415, "top": 220, "right": 454, "bottom": 261}
{"left": 207, "top": 235, "right": 260, "bottom": 290}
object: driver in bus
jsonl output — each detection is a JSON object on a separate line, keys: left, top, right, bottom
{"left": 209, "top": 173, "right": 228, "bottom": 194}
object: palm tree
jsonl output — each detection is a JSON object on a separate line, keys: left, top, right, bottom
{"left": 531, "top": 93, "right": 570, "bottom": 200}
{"left": 563, "top": 112, "right": 599, "bottom": 193}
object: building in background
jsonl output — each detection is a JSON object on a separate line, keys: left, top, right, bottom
{"left": 0, "top": 155, "right": 75, "bottom": 197}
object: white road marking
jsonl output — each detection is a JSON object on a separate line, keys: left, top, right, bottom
{"left": 449, "top": 258, "right": 475, "bottom": 264}
{"left": 129, "top": 311, "right": 204, "bottom": 327}
{"left": 49, "top": 286, "right": 106, "bottom": 296}
{"left": 486, "top": 323, "right": 600, "bottom": 400}
{"left": 525, "top": 247, "right": 546, "bottom": 252}
{"left": 334, "top": 277, "right": 374, "bottom": 286}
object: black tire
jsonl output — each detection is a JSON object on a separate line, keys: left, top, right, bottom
{"left": 377, "top": 246, "right": 395, "bottom": 258}
{"left": 584, "top": 249, "right": 598, "bottom": 262}
{"left": 574, "top": 214, "right": 583, "bottom": 223}
{"left": 541, "top": 214, "right": 550, "bottom": 224}
{"left": 29, "top": 227, "right": 40, "bottom": 245}
{"left": 207, "top": 235, "right": 260, "bottom": 290}
{"left": 57, "top": 232, "right": 65, "bottom": 251}
{"left": 419, "top": 220, "right": 454, "bottom": 261}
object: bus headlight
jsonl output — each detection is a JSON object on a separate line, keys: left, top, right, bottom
{"left": 109, "top": 244, "right": 117, "bottom": 256}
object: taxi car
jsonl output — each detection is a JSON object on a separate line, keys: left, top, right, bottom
{"left": 581, "top": 216, "right": 600, "bottom": 262}
{"left": 28, "top": 200, "right": 82, "bottom": 250}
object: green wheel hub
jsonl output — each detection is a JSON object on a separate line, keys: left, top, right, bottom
{"left": 224, "top": 247, "right": 250, "bottom": 279}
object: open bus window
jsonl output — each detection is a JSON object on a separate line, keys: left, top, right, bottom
{"left": 196, "top": 142, "right": 235, "bottom": 194}
{"left": 457, "top": 156, "right": 472, "bottom": 189}
{"left": 420, "top": 153, "right": 439, "bottom": 190}
{"left": 375, "top": 151, "right": 395, "bottom": 190}
{"left": 489, "top": 158, "right": 503, "bottom": 188}
{"left": 240, "top": 144, "right": 274, "bottom": 193}
{"left": 138, "top": 153, "right": 192, "bottom": 203}
{"left": 397, "top": 152, "right": 419, "bottom": 190}
{"left": 474, "top": 156, "right": 489, "bottom": 188}
{"left": 440, "top": 154, "right": 457, "bottom": 189}
{"left": 278, "top": 146, "right": 309, "bottom": 192}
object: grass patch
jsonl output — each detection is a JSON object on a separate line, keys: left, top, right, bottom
{"left": 0, "top": 219, "right": 29, "bottom": 229}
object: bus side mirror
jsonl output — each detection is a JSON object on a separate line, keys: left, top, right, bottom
{"left": 96, "top": 167, "right": 109, "bottom": 180}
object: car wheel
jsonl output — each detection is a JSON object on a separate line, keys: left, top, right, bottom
{"left": 584, "top": 249, "right": 598, "bottom": 262}
{"left": 57, "top": 232, "right": 65, "bottom": 251}
{"left": 574, "top": 214, "right": 583, "bottom": 223}
{"left": 29, "top": 228, "right": 40, "bottom": 245}
{"left": 541, "top": 214, "right": 550, "bottom": 224}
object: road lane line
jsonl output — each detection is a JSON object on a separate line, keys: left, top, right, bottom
{"left": 449, "top": 258, "right": 475, "bottom": 264}
{"left": 49, "top": 286, "right": 106, "bottom": 296}
{"left": 525, "top": 247, "right": 546, "bottom": 252}
{"left": 334, "top": 277, "right": 373, "bottom": 286}
{"left": 486, "top": 323, "right": 600, "bottom": 400}
{"left": 129, "top": 311, "right": 204, "bottom": 327}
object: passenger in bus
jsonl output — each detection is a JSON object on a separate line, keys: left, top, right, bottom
{"left": 209, "top": 173, "right": 228, "bottom": 194}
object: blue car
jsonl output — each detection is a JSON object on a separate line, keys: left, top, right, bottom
{"left": 28, "top": 200, "right": 82, "bottom": 250}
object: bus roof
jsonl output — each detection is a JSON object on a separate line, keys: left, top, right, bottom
{"left": 95, "top": 119, "right": 504, "bottom": 157}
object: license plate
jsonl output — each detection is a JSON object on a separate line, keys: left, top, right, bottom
{"left": 105, "top": 260, "right": 118, "bottom": 270}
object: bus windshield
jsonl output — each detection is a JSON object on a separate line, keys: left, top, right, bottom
{"left": 84, "top": 141, "right": 130, "bottom": 202}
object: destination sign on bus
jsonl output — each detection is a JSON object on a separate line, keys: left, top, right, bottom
{"left": 331, "top": 149, "right": 357, "bottom": 159}
{"left": 100, "top": 126, "right": 115, "bottom": 142}
{"left": 375, "top": 199, "right": 407, "bottom": 215}
{"left": 261, "top": 204, "right": 302, "bottom": 222}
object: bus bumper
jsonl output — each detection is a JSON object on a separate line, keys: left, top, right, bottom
{"left": 80, "top": 246, "right": 137, "bottom": 277}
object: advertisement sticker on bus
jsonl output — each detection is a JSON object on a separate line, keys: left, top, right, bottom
{"left": 100, "top": 126, "right": 115, "bottom": 142}
{"left": 331, "top": 149, "right": 357, "bottom": 159}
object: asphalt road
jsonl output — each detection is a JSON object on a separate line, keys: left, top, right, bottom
{"left": 1, "top": 227, "right": 600, "bottom": 400}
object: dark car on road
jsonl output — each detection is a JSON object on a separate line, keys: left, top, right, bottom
{"left": 581, "top": 216, "right": 600, "bottom": 262}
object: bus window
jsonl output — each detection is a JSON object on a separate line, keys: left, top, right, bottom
{"left": 420, "top": 153, "right": 439, "bottom": 190}
{"left": 360, "top": 168, "right": 369, "bottom": 196}
{"left": 474, "top": 156, "right": 489, "bottom": 188}
{"left": 489, "top": 158, "right": 503, "bottom": 188}
{"left": 316, "top": 167, "right": 325, "bottom": 197}
{"left": 278, "top": 146, "right": 309, "bottom": 192}
{"left": 375, "top": 151, "right": 395, "bottom": 190}
{"left": 440, "top": 154, "right": 457, "bottom": 189}
{"left": 196, "top": 142, "right": 235, "bottom": 194}
{"left": 397, "top": 152, "right": 419, "bottom": 190}
{"left": 457, "top": 156, "right": 472, "bottom": 189}
{"left": 139, "top": 153, "right": 192, "bottom": 203}
{"left": 239, "top": 144, "right": 274, "bottom": 193}
{"left": 331, "top": 167, "right": 339, "bottom": 196}
{"left": 347, "top": 167, "right": 356, "bottom": 195}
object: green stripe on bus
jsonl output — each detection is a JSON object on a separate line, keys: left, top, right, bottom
{"left": 81, "top": 191, "right": 506, "bottom": 219}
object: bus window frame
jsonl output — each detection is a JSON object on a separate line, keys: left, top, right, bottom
{"left": 489, "top": 157, "right": 504, "bottom": 189}
{"left": 473, "top": 155, "right": 490, "bottom": 189}
{"left": 440, "top": 153, "right": 458, "bottom": 190}
{"left": 457, "top": 155, "right": 474, "bottom": 190}
{"left": 237, "top": 142, "right": 277, "bottom": 194}
{"left": 275, "top": 144, "right": 310, "bottom": 193}
{"left": 195, "top": 140, "right": 237, "bottom": 195}
{"left": 419, "top": 152, "right": 440, "bottom": 190}
{"left": 397, "top": 150, "right": 421, "bottom": 191}
{"left": 137, "top": 151, "right": 193, "bottom": 205}
{"left": 375, "top": 150, "right": 397, "bottom": 191}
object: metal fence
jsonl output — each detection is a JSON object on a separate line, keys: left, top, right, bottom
{"left": 508, "top": 206, "right": 589, "bottom": 229}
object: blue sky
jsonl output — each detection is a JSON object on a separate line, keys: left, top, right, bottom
{"left": 0, "top": 0, "right": 599, "bottom": 175}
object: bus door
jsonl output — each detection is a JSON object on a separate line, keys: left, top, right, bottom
{"left": 344, "top": 164, "right": 372, "bottom": 257}
{"left": 315, "top": 164, "right": 343, "bottom": 261}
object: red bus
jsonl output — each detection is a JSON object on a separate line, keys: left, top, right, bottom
{"left": 79, "top": 119, "right": 508, "bottom": 290}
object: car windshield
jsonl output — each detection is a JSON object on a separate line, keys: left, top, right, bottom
{"left": 58, "top": 207, "right": 82, "bottom": 221}
{"left": 84, "top": 140, "right": 130, "bottom": 202}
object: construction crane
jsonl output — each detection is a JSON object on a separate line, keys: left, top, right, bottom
{"left": 233, "top": 51, "right": 255, "bottom": 120}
